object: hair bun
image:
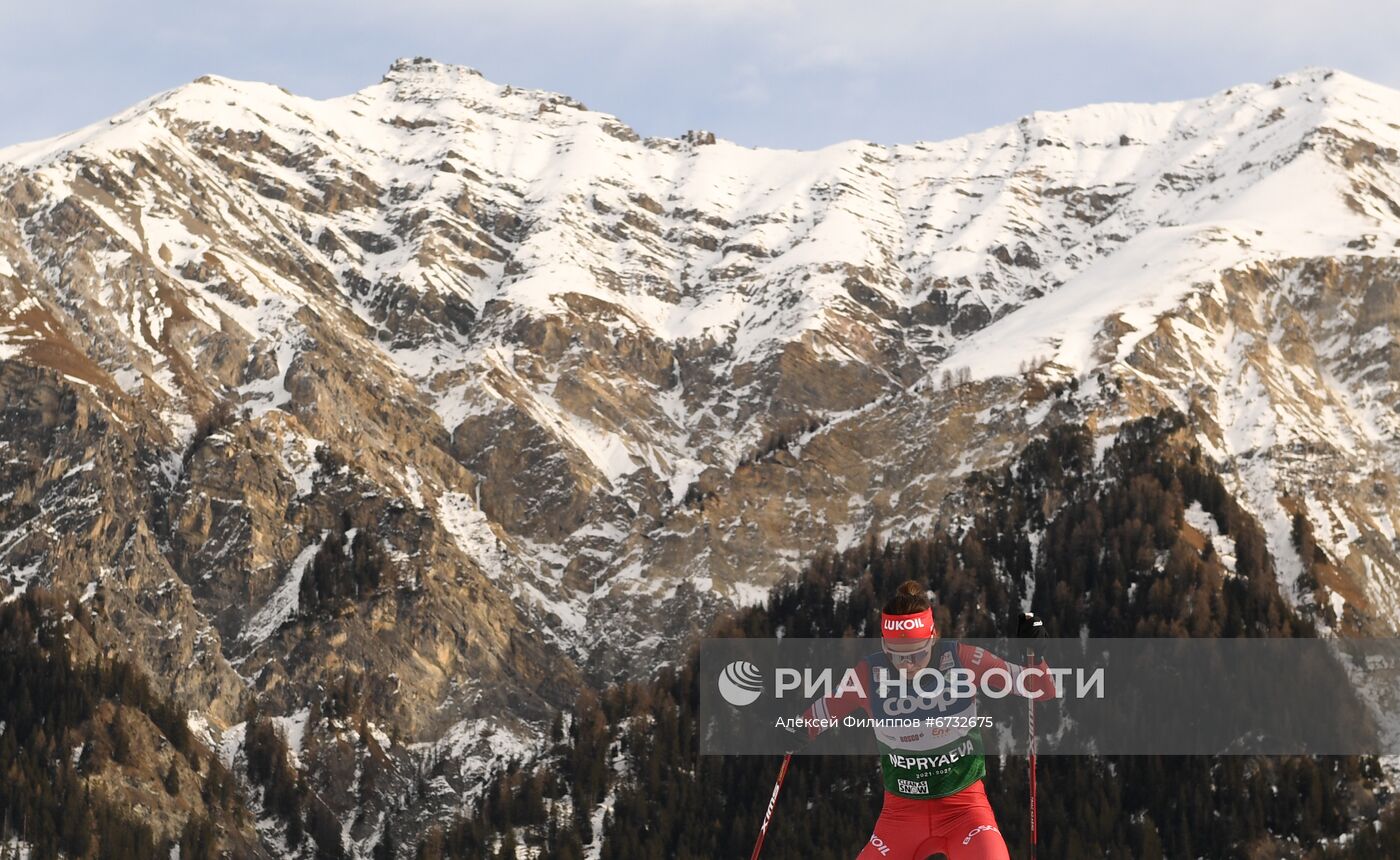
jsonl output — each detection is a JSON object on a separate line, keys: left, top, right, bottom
{"left": 883, "top": 579, "right": 932, "bottom": 615}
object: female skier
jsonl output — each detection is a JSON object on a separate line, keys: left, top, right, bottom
{"left": 799, "top": 580, "right": 1055, "bottom": 860}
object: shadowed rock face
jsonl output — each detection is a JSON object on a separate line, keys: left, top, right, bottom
{"left": 2, "top": 60, "right": 1400, "bottom": 851}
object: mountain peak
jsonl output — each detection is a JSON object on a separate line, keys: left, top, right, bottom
{"left": 1268, "top": 66, "right": 1346, "bottom": 90}
{"left": 372, "top": 56, "right": 580, "bottom": 117}
{"left": 383, "top": 56, "right": 486, "bottom": 83}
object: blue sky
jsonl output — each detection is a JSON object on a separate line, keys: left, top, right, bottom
{"left": 3, "top": 1, "right": 1398, "bottom": 150}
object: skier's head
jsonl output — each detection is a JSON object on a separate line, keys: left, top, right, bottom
{"left": 881, "top": 580, "right": 935, "bottom": 671}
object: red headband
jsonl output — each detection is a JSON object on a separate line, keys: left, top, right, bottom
{"left": 881, "top": 608, "right": 936, "bottom": 639}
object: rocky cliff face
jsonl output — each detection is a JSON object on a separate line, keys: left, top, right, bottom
{"left": 2, "top": 58, "right": 1398, "bottom": 854}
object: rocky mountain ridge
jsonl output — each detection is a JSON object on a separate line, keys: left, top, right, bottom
{"left": 1, "top": 58, "right": 1398, "bottom": 855}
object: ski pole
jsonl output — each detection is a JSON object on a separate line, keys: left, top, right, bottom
{"left": 1017, "top": 612, "right": 1044, "bottom": 860}
{"left": 750, "top": 753, "right": 791, "bottom": 860}
{"left": 1027, "top": 672, "right": 1037, "bottom": 860}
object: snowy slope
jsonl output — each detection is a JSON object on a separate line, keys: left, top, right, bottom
{"left": 3, "top": 57, "right": 1400, "bottom": 855}
{"left": 0, "top": 60, "right": 1398, "bottom": 788}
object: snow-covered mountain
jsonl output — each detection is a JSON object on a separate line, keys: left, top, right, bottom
{"left": 2, "top": 58, "right": 1398, "bottom": 852}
